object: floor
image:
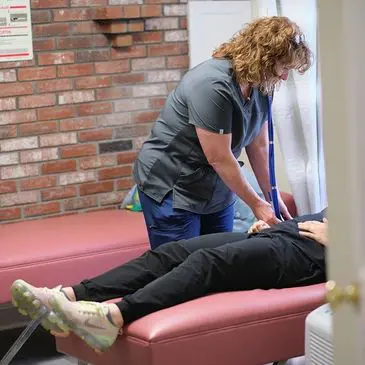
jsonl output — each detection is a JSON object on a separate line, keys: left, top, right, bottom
{"left": 0, "top": 326, "right": 306, "bottom": 365}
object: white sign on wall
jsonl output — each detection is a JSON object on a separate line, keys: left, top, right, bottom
{"left": 0, "top": 0, "right": 33, "bottom": 62}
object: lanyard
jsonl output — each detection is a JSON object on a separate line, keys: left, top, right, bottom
{"left": 267, "top": 94, "right": 282, "bottom": 220}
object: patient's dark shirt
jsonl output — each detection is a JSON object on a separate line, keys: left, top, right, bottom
{"left": 254, "top": 209, "right": 327, "bottom": 271}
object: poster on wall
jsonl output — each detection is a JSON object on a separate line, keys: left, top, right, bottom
{"left": 0, "top": 0, "right": 33, "bottom": 62}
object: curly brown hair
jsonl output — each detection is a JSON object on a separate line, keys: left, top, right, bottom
{"left": 213, "top": 16, "right": 312, "bottom": 94}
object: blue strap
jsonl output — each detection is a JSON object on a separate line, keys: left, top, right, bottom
{"left": 267, "top": 94, "right": 282, "bottom": 220}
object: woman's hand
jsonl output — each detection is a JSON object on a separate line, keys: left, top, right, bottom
{"left": 251, "top": 199, "right": 281, "bottom": 225}
{"left": 248, "top": 220, "right": 270, "bottom": 234}
{"left": 278, "top": 194, "right": 293, "bottom": 220}
{"left": 298, "top": 218, "right": 329, "bottom": 246}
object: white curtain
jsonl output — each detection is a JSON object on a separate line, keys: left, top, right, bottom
{"left": 257, "top": 0, "right": 327, "bottom": 215}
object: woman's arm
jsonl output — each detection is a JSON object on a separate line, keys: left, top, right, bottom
{"left": 245, "top": 122, "right": 271, "bottom": 201}
{"left": 298, "top": 218, "right": 329, "bottom": 246}
{"left": 196, "top": 127, "right": 280, "bottom": 225}
{"left": 246, "top": 123, "right": 292, "bottom": 220}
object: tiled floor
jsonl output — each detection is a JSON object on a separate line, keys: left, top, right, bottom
{"left": 0, "top": 326, "right": 306, "bottom": 365}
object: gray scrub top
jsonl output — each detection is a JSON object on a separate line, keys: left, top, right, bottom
{"left": 133, "top": 58, "right": 269, "bottom": 214}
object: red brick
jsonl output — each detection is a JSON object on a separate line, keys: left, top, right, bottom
{"left": 80, "top": 181, "right": 113, "bottom": 196}
{"left": 167, "top": 55, "right": 189, "bottom": 69}
{"left": 133, "top": 110, "right": 160, "bottom": 123}
{"left": 79, "top": 129, "right": 113, "bottom": 142}
{"left": 141, "top": 5, "right": 162, "bottom": 17}
{"left": 18, "top": 66, "right": 56, "bottom": 81}
{"left": 72, "top": 21, "right": 100, "bottom": 34}
{"left": 111, "top": 46, "right": 146, "bottom": 60}
{"left": 64, "top": 196, "right": 98, "bottom": 210}
{"left": 24, "top": 202, "right": 61, "bottom": 217}
{"left": 96, "top": 86, "right": 131, "bottom": 100}
{"left": 116, "top": 178, "right": 134, "bottom": 191}
{"left": 33, "top": 23, "right": 70, "bottom": 37}
{"left": 95, "top": 60, "right": 129, "bottom": 74}
{"left": 31, "top": 0, "right": 69, "bottom": 8}
{"left": 0, "top": 125, "right": 17, "bottom": 139}
{"left": 0, "top": 181, "right": 17, "bottom": 194}
{"left": 58, "top": 64, "right": 94, "bottom": 78}
{"left": 37, "top": 79, "right": 73, "bottom": 93}
{"left": 71, "top": 0, "right": 106, "bottom": 6}
{"left": 41, "top": 186, "right": 77, "bottom": 201}
{"left": 38, "top": 51, "right": 75, "bottom": 65}
{"left": 180, "top": 17, "right": 187, "bottom": 29}
{"left": 151, "top": 97, "right": 166, "bottom": 109}
{"left": 92, "top": 34, "right": 109, "bottom": 47}
{"left": 33, "top": 39, "right": 56, "bottom": 51}
{"left": 38, "top": 106, "right": 76, "bottom": 121}
{"left": 148, "top": 42, "right": 188, "bottom": 57}
{"left": 0, "top": 98, "right": 16, "bottom": 111}
{"left": 0, "top": 110, "right": 37, "bottom": 125}
{"left": 112, "top": 73, "right": 145, "bottom": 84}
{"left": 19, "top": 121, "right": 58, "bottom": 136}
{"left": 92, "top": 6, "right": 140, "bottom": 20}
{"left": 112, "top": 35, "right": 133, "bottom": 48}
{"left": 0, "top": 60, "right": 34, "bottom": 70}
{"left": 60, "top": 144, "right": 97, "bottom": 158}
{"left": 57, "top": 36, "right": 94, "bottom": 50}
{"left": 31, "top": 10, "right": 52, "bottom": 23}
{"left": 99, "top": 22, "right": 127, "bottom": 34}
{"left": 128, "top": 20, "right": 144, "bottom": 32}
{"left": 53, "top": 8, "right": 92, "bottom": 21}
{"left": 145, "top": 0, "right": 177, "bottom": 3}
{"left": 75, "top": 49, "right": 110, "bottom": 63}
{"left": 75, "top": 76, "right": 111, "bottom": 91}
{"left": 0, "top": 208, "right": 21, "bottom": 221}
{"left": 117, "top": 151, "right": 138, "bottom": 164}
{"left": 19, "top": 94, "right": 56, "bottom": 109}
{"left": 41, "top": 160, "right": 77, "bottom": 174}
{"left": 60, "top": 117, "right": 96, "bottom": 131}
{"left": 0, "top": 82, "right": 33, "bottom": 98}
{"left": 99, "top": 165, "right": 132, "bottom": 180}
{"left": 145, "top": 17, "right": 178, "bottom": 30}
{"left": 133, "top": 31, "right": 162, "bottom": 44}
{"left": 79, "top": 155, "right": 116, "bottom": 170}
{"left": 20, "top": 176, "right": 57, "bottom": 191}
{"left": 78, "top": 102, "right": 113, "bottom": 116}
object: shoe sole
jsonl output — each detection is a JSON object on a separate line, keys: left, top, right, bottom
{"left": 11, "top": 280, "right": 70, "bottom": 334}
{"left": 50, "top": 296, "right": 116, "bottom": 353}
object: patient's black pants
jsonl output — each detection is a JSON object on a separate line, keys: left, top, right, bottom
{"left": 72, "top": 232, "right": 325, "bottom": 324}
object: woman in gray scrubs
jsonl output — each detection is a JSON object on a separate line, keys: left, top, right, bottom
{"left": 133, "top": 16, "right": 312, "bottom": 248}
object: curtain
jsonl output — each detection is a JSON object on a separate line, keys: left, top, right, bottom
{"left": 257, "top": 0, "right": 327, "bottom": 215}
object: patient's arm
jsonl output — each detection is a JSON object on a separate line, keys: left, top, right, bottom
{"left": 248, "top": 220, "right": 270, "bottom": 234}
{"left": 298, "top": 218, "right": 329, "bottom": 246}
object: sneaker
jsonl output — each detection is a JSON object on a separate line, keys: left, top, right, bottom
{"left": 50, "top": 292, "right": 120, "bottom": 353}
{"left": 11, "top": 279, "right": 70, "bottom": 334}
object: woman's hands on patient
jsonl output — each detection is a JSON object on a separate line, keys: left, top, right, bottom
{"left": 298, "top": 218, "right": 329, "bottom": 246}
{"left": 248, "top": 220, "right": 270, "bottom": 234}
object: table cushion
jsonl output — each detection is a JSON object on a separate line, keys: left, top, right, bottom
{"left": 0, "top": 210, "right": 149, "bottom": 304}
{"left": 57, "top": 284, "right": 326, "bottom": 365}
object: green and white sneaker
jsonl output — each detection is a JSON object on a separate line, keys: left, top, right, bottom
{"left": 50, "top": 292, "right": 120, "bottom": 352}
{"left": 11, "top": 279, "right": 70, "bottom": 334}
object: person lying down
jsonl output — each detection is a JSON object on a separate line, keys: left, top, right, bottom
{"left": 10, "top": 209, "right": 328, "bottom": 353}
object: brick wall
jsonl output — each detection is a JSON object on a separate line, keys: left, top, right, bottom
{"left": 0, "top": 0, "right": 189, "bottom": 224}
